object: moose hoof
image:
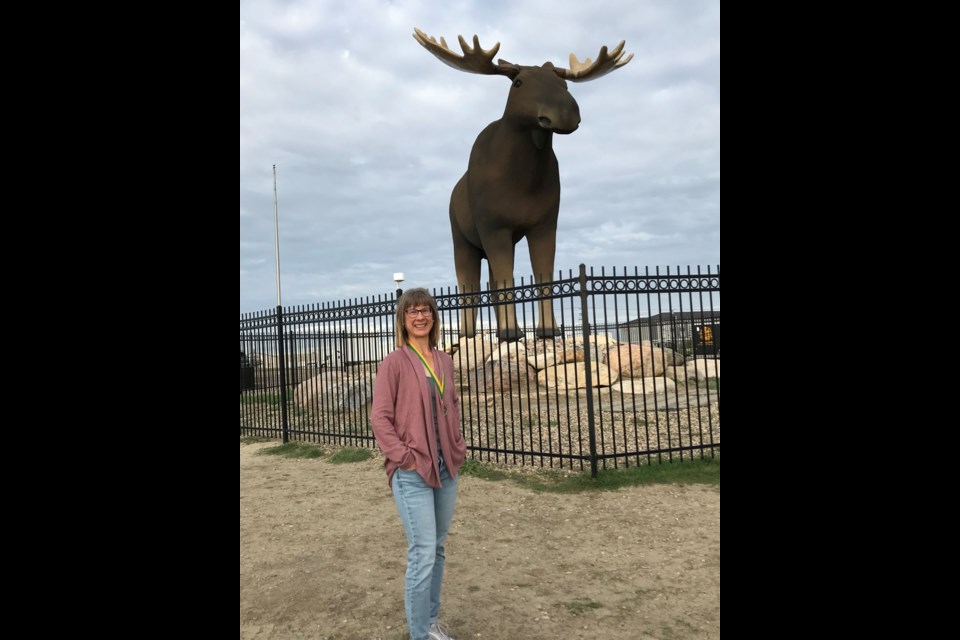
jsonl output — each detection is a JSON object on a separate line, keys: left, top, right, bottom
{"left": 497, "top": 328, "right": 524, "bottom": 342}
{"left": 535, "top": 326, "right": 561, "bottom": 338}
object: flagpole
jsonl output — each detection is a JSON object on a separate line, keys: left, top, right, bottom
{"left": 273, "top": 163, "right": 289, "bottom": 443}
{"left": 273, "top": 164, "right": 282, "bottom": 306}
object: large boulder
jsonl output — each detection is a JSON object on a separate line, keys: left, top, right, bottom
{"left": 473, "top": 359, "right": 538, "bottom": 394}
{"left": 451, "top": 336, "right": 498, "bottom": 390}
{"left": 526, "top": 339, "right": 564, "bottom": 370}
{"left": 294, "top": 373, "right": 331, "bottom": 408}
{"left": 490, "top": 340, "right": 528, "bottom": 363}
{"left": 685, "top": 358, "right": 720, "bottom": 381}
{"left": 294, "top": 373, "right": 375, "bottom": 410}
{"left": 454, "top": 336, "right": 498, "bottom": 365}
{"left": 665, "top": 366, "right": 687, "bottom": 384}
{"left": 551, "top": 335, "right": 619, "bottom": 365}
{"left": 606, "top": 342, "right": 684, "bottom": 378}
{"left": 537, "top": 362, "right": 619, "bottom": 390}
{"left": 609, "top": 376, "right": 677, "bottom": 395}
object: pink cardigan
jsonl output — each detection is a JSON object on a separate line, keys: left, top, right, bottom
{"left": 371, "top": 346, "right": 467, "bottom": 488}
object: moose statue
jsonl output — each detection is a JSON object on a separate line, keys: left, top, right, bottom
{"left": 413, "top": 28, "right": 632, "bottom": 341}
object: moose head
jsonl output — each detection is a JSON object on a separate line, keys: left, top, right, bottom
{"left": 414, "top": 29, "right": 632, "bottom": 341}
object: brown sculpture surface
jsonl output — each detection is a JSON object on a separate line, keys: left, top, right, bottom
{"left": 414, "top": 28, "right": 632, "bottom": 341}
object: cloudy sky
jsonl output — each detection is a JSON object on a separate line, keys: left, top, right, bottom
{"left": 240, "top": 0, "right": 720, "bottom": 314}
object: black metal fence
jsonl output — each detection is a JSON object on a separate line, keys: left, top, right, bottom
{"left": 240, "top": 265, "right": 720, "bottom": 475}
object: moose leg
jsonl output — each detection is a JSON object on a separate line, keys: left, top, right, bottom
{"left": 484, "top": 235, "right": 522, "bottom": 342}
{"left": 451, "top": 229, "right": 483, "bottom": 338}
{"left": 527, "top": 227, "right": 560, "bottom": 338}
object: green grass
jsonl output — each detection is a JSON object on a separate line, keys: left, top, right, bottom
{"left": 460, "top": 455, "right": 719, "bottom": 493}
{"left": 242, "top": 440, "right": 371, "bottom": 464}
{"left": 243, "top": 439, "right": 719, "bottom": 491}
{"left": 257, "top": 442, "right": 325, "bottom": 459}
{"left": 459, "top": 460, "right": 513, "bottom": 482}
{"left": 240, "top": 392, "right": 283, "bottom": 406}
{"left": 328, "top": 447, "right": 374, "bottom": 464}
{"left": 239, "top": 386, "right": 301, "bottom": 407}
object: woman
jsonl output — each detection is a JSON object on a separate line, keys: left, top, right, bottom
{"left": 371, "top": 288, "right": 468, "bottom": 640}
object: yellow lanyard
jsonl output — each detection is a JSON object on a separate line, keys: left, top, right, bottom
{"left": 408, "top": 343, "right": 445, "bottom": 400}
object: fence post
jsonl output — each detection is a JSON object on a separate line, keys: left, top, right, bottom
{"left": 578, "top": 264, "right": 598, "bottom": 477}
{"left": 276, "top": 305, "right": 290, "bottom": 444}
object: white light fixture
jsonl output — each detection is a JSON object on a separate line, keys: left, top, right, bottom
{"left": 393, "top": 272, "right": 405, "bottom": 296}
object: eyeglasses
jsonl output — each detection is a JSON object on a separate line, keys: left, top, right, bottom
{"left": 405, "top": 307, "right": 433, "bottom": 318}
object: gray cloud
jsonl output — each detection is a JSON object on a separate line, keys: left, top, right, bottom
{"left": 240, "top": 0, "right": 720, "bottom": 312}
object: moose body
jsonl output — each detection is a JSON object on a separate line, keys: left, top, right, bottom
{"left": 414, "top": 29, "right": 631, "bottom": 340}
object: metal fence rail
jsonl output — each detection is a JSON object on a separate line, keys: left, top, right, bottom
{"left": 240, "top": 265, "right": 720, "bottom": 475}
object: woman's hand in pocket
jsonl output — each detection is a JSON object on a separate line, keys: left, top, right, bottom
{"left": 399, "top": 451, "right": 417, "bottom": 471}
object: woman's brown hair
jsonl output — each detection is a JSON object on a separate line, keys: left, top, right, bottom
{"left": 394, "top": 288, "right": 440, "bottom": 349}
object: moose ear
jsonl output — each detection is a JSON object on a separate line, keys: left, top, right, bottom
{"left": 497, "top": 59, "right": 520, "bottom": 79}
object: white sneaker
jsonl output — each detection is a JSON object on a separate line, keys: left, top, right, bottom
{"left": 429, "top": 621, "right": 455, "bottom": 640}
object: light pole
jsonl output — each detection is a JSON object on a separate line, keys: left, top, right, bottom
{"left": 394, "top": 272, "right": 405, "bottom": 298}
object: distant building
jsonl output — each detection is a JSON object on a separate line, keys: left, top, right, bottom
{"left": 614, "top": 311, "right": 720, "bottom": 355}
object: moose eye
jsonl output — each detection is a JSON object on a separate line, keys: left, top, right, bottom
{"left": 513, "top": 79, "right": 523, "bottom": 88}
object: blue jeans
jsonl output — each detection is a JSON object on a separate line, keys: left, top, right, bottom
{"left": 391, "top": 460, "right": 459, "bottom": 640}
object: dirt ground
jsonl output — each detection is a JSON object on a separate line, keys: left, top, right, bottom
{"left": 240, "top": 442, "right": 720, "bottom": 639}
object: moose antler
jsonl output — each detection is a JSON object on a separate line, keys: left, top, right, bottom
{"left": 413, "top": 28, "right": 517, "bottom": 77}
{"left": 557, "top": 41, "right": 633, "bottom": 82}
